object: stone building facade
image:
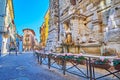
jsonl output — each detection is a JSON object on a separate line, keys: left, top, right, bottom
{"left": 0, "top": 0, "right": 16, "bottom": 54}
{"left": 45, "top": 0, "right": 59, "bottom": 52}
{"left": 47, "top": 0, "right": 120, "bottom": 56}
{"left": 0, "top": 0, "right": 7, "bottom": 52}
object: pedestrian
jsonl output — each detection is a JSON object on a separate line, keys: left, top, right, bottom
{"left": 19, "top": 40, "right": 23, "bottom": 54}
{"left": 0, "top": 49, "right": 1, "bottom": 56}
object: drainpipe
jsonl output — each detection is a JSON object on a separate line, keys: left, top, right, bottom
{"left": 58, "top": 0, "right": 60, "bottom": 41}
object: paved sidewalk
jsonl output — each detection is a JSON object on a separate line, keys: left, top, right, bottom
{"left": 0, "top": 53, "right": 81, "bottom": 80}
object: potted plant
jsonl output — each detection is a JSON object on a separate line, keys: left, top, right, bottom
{"left": 62, "top": 53, "right": 74, "bottom": 61}
{"left": 74, "top": 56, "right": 86, "bottom": 64}
{"left": 93, "top": 58, "right": 111, "bottom": 69}
{"left": 113, "top": 59, "right": 120, "bottom": 70}
{"left": 71, "top": 53, "right": 86, "bottom": 64}
{"left": 54, "top": 53, "right": 74, "bottom": 64}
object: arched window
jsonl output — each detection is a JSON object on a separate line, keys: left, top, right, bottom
{"left": 70, "top": 0, "right": 76, "bottom": 5}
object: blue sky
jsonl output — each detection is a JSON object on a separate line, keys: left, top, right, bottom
{"left": 13, "top": 0, "right": 49, "bottom": 42}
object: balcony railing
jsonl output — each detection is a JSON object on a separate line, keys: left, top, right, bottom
{"left": 0, "top": 26, "right": 7, "bottom": 33}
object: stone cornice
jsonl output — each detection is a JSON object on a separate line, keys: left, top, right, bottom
{"left": 60, "top": 13, "right": 86, "bottom": 23}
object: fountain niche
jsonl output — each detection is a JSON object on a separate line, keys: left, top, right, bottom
{"left": 57, "top": 3, "right": 120, "bottom": 55}
{"left": 60, "top": 14, "right": 102, "bottom": 55}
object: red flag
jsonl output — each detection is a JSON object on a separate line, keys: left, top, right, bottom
{"left": 7, "top": 24, "right": 10, "bottom": 30}
{"left": 12, "top": 20, "right": 14, "bottom": 24}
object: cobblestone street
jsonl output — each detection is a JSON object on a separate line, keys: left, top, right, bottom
{"left": 0, "top": 53, "right": 82, "bottom": 80}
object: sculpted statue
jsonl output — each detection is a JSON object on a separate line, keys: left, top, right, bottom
{"left": 65, "top": 33, "right": 72, "bottom": 44}
{"left": 63, "top": 23, "right": 73, "bottom": 44}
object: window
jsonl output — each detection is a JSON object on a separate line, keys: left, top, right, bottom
{"left": 70, "top": 0, "right": 76, "bottom": 5}
{"left": 105, "top": 0, "right": 112, "bottom": 6}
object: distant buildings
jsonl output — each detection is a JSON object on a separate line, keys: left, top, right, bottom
{"left": 0, "top": 0, "right": 16, "bottom": 54}
{"left": 23, "top": 28, "right": 36, "bottom": 51}
{"left": 34, "top": 38, "right": 39, "bottom": 50}
{"left": 16, "top": 34, "right": 23, "bottom": 53}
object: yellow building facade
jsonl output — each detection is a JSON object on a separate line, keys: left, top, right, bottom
{"left": 40, "top": 23, "right": 46, "bottom": 47}
{"left": 8, "top": 0, "right": 14, "bottom": 20}
{"left": 40, "top": 10, "right": 50, "bottom": 48}
{"left": 44, "top": 10, "right": 50, "bottom": 42}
